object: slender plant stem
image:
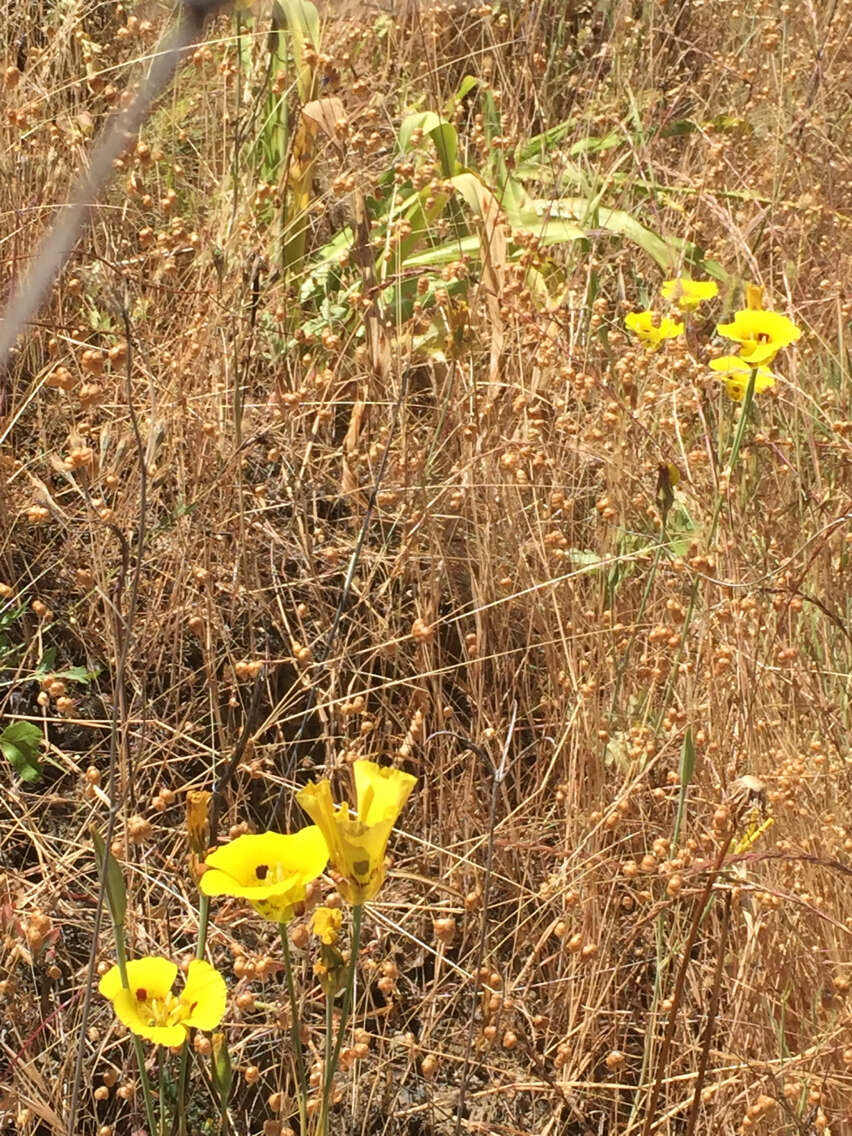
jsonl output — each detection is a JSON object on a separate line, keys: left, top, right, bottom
{"left": 319, "top": 905, "right": 363, "bottom": 1135}
{"left": 159, "top": 1048, "right": 168, "bottom": 1136}
{"left": 654, "top": 369, "right": 758, "bottom": 731}
{"left": 279, "top": 924, "right": 308, "bottom": 1136}
{"left": 172, "top": 893, "right": 212, "bottom": 1136}
{"left": 319, "top": 987, "right": 335, "bottom": 1136}
{"left": 112, "top": 918, "right": 159, "bottom": 1136}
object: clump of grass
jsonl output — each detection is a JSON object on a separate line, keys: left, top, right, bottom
{"left": 1, "top": 1, "right": 852, "bottom": 1134}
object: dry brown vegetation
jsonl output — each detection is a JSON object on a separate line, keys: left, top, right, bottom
{"left": 2, "top": 1, "right": 852, "bottom": 1134}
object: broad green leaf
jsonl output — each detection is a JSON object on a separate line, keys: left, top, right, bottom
{"left": 402, "top": 234, "right": 480, "bottom": 267}
{"left": 277, "top": 0, "right": 320, "bottom": 104}
{"left": 518, "top": 119, "right": 575, "bottom": 161}
{"left": 528, "top": 197, "right": 677, "bottom": 270}
{"left": 0, "top": 721, "right": 42, "bottom": 783}
{"left": 35, "top": 647, "right": 58, "bottom": 675}
{"left": 506, "top": 204, "right": 586, "bottom": 245}
{"left": 399, "top": 113, "right": 458, "bottom": 176}
{"left": 399, "top": 112, "right": 444, "bottom": 152}
{"left": 444, "top": 74, "right": 479, "bottom": 113}
{"left": 569, "top": 130, "right": 623, "bottom": 155}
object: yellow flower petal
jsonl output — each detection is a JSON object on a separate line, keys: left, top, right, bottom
{"left": 180, "top": 960, "right": 227, "bottom": 1031}
{"left": 110, "top": 988, "right": 187, "bottom": 1046}
{"left": 745, "top": 283, "right": 764, "bottom": 310}
{"left": 709, "top": 356, "right": 776, "bottom": 402}
{"left": 297, "top": 761, "right": 416, "bottom": 905}
{"left": 99, "top": 956, "right": 226, "bottom": 1045}
{"left": 716, "top": 309, "right": 800, "bottom": 364}
{"left": 200, "top": 828, "right": 328, "bottom": 923}
{"left": 624, "top": 309, "right": 684, "bottom": 351}
{"left": 661, "top": 278, "right": 718, "bottom": 311}
{"left": 99, "top": 957, "right": 178, "bottom": 1002}
{"left": 354, "top": 760, "right": 416, "bottom": 827}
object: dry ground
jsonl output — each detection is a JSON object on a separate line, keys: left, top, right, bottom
{"left": 1, "top": 1, "right": 852, "bottom": 1134}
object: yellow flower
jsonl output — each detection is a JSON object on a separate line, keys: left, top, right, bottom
{"left": 99, "top": 957, "right": 226, "bottom": 1047}
{"left": 296, "top": 760, "right": 416, "bottom": 905}
{"left": 624, "top": 310, "right": 684, "bottom": 351}
{"left": 199, "top": 827, "right": 328, "bottom": 923}
{"left": 709, "top": 356, "right": 776, "bottom": 402}
{"left": 716, "top": 309, "right": 801, "bottom": 365}
{"left": 311, "top": 905, "right": 343, "bottom": 946}
{"left": 660, "top": 278, "right": 718, "bottom": 311}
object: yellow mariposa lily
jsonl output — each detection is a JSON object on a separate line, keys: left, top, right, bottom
{"left": 199, "top": 826, "right": 328, "bottom": 923}
{"left": 661, "top": 277, "right": 718, "bottom": 312}
{"left": 716, "top": 309, "right": 800, "bottom": 365}
{"left": 99, "top": 957, "right": 226, "bottom": 1047}
{"left": 297, "top": 760, "right": 416, "bottom": 905}
{"left": 624, "top": 309, "right": 684, "bottom": 351}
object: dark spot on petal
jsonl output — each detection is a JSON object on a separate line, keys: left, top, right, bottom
{"left": 255, "top": 864, "right": 269, "bottom": 880}
{"left": 136, "top": 988, "right": 147, "bottom": 1002}
{"left": 353, "top": 859, "right": 370, "bottom": 879}
{"left": 189, "top": 1001, "right": 198, "bottom": 1013}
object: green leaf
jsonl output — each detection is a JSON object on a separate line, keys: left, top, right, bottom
{"left": 444, "top": 74, "right": 479, "bottom": 113}
{"left": 53, "top": 665, "right": 99, "bottom": 685}
{"left": 569, "top": 130, "right": 623, "bottom": 155}
{"left": 0, "top": 721, "right": 43, "bottom": 783}
{"left": 399, "top": 113, "right": 458, "bottom": 177}
{"left": 211, "top": 1032, "right": 234, "bottom": 1109}
{"left": 91, "top": 827, "right": 127, "bottom": 927}
{"left": 399, "top": 111, "right": 443, "bottom": 152}
{"left": 35, "top": 647, "right": 57, "bottom": 675}
{"left": 528, "top": 197, "right": 678, "bottom": 270}
{"left": 506, "top": 203, "right": 586, "bottom": 245}
{"left": 277, "top": 0, "right": 321, "bottom": 104}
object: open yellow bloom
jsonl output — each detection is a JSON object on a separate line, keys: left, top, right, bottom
{"left": 296, "top": 760, "right": 416, "bottom": 905}
{"left": 661, "top": 278, "right": 718, "bottom": 311}
{"left": 717, "top": 309, "right": 801, "bottom": 364}
{"left": 709, "top": 356, "right": 776, "bottom": 402}
{"left": 624, "top": 310, "right": 684, "bottom": 351}
{"left": 199, "top": 827, "right": 328, "bottom": 923}
{"left": 99, "top": 957, "right": 226, "bottom": 1047}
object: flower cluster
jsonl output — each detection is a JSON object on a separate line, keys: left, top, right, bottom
{"left": 625, "top": 276, "right": 801, "bottom": 401}
{"left": 99, "top": 760, "right": 415, "bottom": 1046}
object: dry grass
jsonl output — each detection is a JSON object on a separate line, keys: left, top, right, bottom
{"left": 2, "top": 1, "right": 852, "bottom": 1134}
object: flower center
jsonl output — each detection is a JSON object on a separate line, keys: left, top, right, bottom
{"left": 137, "top": 990, "right": 194, "bottom": 1029}
{"left": 252, "top": 861, "right": 297, "bottom": 887}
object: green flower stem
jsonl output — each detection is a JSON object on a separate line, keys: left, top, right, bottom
{"left": 279, "top": 924, "right": 308, "bottom": 1136}
{"left": 319, "top": 987, "right": 335, "bottom": 1136}
{"left": 173, "top": 893, "right": 212, "bottom": 1136}
{"left": 158, "top": 1047, "right": 167, "bottom": 1136}
{"left": 634, "top": 370, "right": 758, "bottom": 1130}
{"left": 654, "top": 367, "right": 758, "bottom": 733}
{"left": 319, "top": 904, "right": 363, "bottom": 1136}
{"left": 112, "top": 924, "right": 159, "bottom": 1136}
